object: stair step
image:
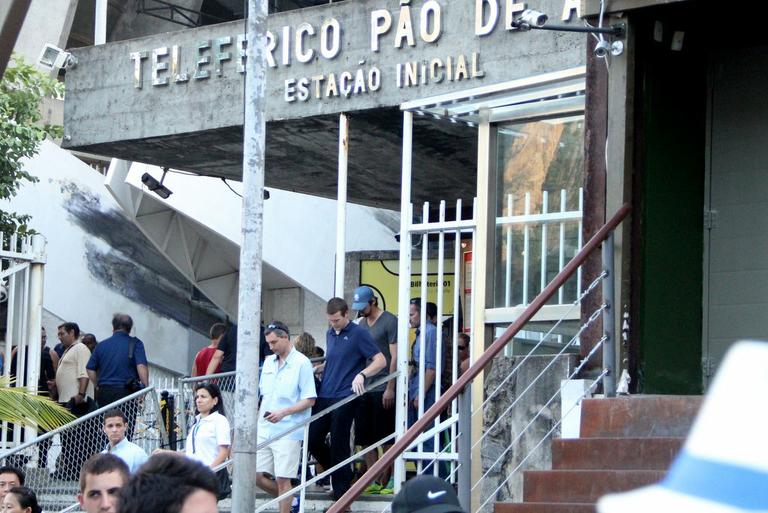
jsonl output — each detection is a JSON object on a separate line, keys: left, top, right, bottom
{"left": 580, "top": 396, "right": 702, "bottom": 438}
{"left": 523, "top": 470, "right": 665, "bottom": 503}
{"left": 552, "top": 437, "right": 684, "bottom": 470}
{"left": 495, "top": 502, "right": 596, "bottom": 513}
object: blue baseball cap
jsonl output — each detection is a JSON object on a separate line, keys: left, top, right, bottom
{"left": 352, "top": 286, "right": 375, "bottom": 310}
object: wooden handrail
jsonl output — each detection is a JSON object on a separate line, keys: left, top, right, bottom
{"left": 327, "top": 203, "right": 631, "bottom": 513}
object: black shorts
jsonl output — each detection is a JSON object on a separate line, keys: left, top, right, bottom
{"left": 354, "top": 390, "right": 396, "bottom": 447}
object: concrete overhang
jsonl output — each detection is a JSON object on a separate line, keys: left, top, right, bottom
{"left": 64, "top": 0, "right": 586, "bottom": 209}
{"left": 580, "top": 0, "right": 690, "bottom": 17}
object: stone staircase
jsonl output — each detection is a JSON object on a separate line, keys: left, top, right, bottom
{"left": 495, "top": 395, "right": 702, "bottom": 513}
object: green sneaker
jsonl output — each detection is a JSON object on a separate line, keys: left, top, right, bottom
{"left": 379, "top": 478, "right": 395, "bottom": 495}
{"left": 363, "top": 483, "right": 383, "bottom": 495}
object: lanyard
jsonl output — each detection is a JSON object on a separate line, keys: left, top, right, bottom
{"left": 191, "top": 418, "right": 202, "bottom": 454}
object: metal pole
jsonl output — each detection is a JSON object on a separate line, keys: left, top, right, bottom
{"left": 23, "top": 235, "right": 45, "bottom": 448}
{"left": 233, "top": 1, "right": 267, "bottom": 511}
{"left": 393, "top": 111, "right": 414, "bottom": 492}
{"left": 335, "top": 113, "right": 349, "bottom": 297}
{"left": 601, "top": 232, "right": 616, "bottom": 397}
{"left": 94, "top": 0, "right": 107, "bottom": 45}
{"left": 457, "top": 386, "right": 472, "bottom": 511}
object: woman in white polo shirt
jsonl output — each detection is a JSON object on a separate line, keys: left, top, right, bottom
{"left": 186, "top": 383, "right": 231, "bottom": 469}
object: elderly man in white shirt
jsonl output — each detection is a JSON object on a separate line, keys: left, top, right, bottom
{"left": 256, "top": 321, "right": 317, "bottom": 513}
{"left": 101, "top": 408, "right": 148, "bottom": 473}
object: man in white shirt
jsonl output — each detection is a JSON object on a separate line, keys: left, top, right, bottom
{"left": 101, "top": 409, "right": 148, "bottom": 473}
{"left": 256, "top": 321, "right": 317, "bottom": 513}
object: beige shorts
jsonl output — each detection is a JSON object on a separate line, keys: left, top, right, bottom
{"left": 256, "top": 438, "right": 302, "bottom": 478}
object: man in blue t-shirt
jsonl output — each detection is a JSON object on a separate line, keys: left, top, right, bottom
{"left": 308, "top": 297, "right": 385, "bottom": 502}
{"left": 87, "top": 314, "right": 148, "bottom": 438}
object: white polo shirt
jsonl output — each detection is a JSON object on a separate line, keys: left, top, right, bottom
{"left": 258, "top": 348, "right": 317, "bottom": 441}
{"left": 185, "top": 411, "right": 231, "bottom": 466}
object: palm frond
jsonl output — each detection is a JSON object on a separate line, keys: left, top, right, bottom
{"left": 0, "top": 377, "right": 75, "bottom": 431}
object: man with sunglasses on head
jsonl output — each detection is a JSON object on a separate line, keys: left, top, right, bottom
{"left": 256, "top": 321, "right": 316, "bottom": 513}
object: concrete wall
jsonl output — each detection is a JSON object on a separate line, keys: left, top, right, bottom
{"left": 124, "top": 164, "right": 399, "bottom": 302}
{"left": 480, "top": 354, "right": 579, "bottom": 508}
{"left": 2, "top": 141, "right": 215, "bottom": 374}
{"left": 7, "top": 0, "right": 77, "bottom": 66}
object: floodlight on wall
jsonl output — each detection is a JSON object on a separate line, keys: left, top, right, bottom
{"left": 141, "top": 168, "right": 173, "bottom": 199}
{"left": 37, "top": 43, "right": 77, "bottom": 71}
{"left": 511, "top": 9, "right": 625, "bottom": 56}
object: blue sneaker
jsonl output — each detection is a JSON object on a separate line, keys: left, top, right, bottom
{"left": 290, "top": 496, "right": 301, "bottom": 513}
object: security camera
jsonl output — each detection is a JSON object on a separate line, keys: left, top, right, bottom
{"left": 520, "top": 9, "right": 548, "bottom": 28}
{"left": 37, "top": 43, "right": 77, "bottom": 71}
{"left": 594, "top": 40, "right": 611, "bottom": 58}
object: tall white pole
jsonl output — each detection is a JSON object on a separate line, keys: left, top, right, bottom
{"left": 393, "top": 111, "right": 413, "bottom": 492}
{"left": 232, "top": 1, "right": 267, "bottom": 512}
{"left": 94, "top": 0, "right": 107, "bottom": 45}
{"left": 335, "top": 113, "right": 349, "bottom": 298}
{"left": 24, "top": 235, "right": 45, "bottom": 448}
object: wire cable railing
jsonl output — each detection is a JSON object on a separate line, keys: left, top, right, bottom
{"left": 327, "top": 203, "right": 631, "bottom": 513}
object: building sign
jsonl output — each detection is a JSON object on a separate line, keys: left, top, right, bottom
{"left": 64, "top": 0, "right": 585, "bottom": 151}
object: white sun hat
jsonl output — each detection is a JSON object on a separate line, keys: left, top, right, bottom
{"left": 597, "top": 340, "right": 768, "bottom": 513}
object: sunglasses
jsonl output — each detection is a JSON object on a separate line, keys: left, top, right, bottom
{"left": 457, "top": 345, "right": 467, "bottom": 351}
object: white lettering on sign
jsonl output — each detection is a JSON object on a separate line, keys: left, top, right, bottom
{"left": 130, "top": 1, "right": 578, "bottom": 102}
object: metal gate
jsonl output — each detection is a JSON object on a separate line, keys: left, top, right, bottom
{"left": 1, "top": 233, "right": 46, "bottom": 449}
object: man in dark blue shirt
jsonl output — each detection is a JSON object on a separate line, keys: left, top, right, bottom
{"left": 86, "top": 314, "right": 148, "bottom": 414}
{"left": 308, "top": 297, "right": 385, "bottom": 502}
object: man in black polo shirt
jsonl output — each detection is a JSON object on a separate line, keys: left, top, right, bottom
{"left": 308, "top": 297, "right": 386, "bottom": 502}
{"left": 87, "top": 314, "right": 148, "bottom": 435}
{"left": 204, "top": 324, "right": 271, "bottom": 379}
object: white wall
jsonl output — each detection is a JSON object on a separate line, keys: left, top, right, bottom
{"left": 2, "top": 141, "right": 206, "bottom": 373}
{"left": 126, "top": 164, "right": 400, "bottom": 301}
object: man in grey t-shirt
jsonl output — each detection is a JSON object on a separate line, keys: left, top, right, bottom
{"left": 352, "top": 286, "right": 398, "bottom": 493}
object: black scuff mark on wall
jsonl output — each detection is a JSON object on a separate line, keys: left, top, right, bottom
{"left": 60, "top": 180, "right": 224, "bottom": 333}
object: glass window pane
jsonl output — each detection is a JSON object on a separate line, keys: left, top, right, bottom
{"left": 493, "top": 115, "right": 584, "bottom": 308}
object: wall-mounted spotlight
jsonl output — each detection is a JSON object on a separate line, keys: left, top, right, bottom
{"left": 37, "top": 43, "right": 77, "bottom": 71}
{"left": 141, "top": 167, "right": 173, "bottom": 199}
{"left": 512, "top": 9, "right": 625, "bottom": 56}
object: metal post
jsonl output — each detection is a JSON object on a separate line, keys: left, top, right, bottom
{"left": 457, "top": 386, "right": 472, "bottom": 511}
{"left": 233, "top": 1, "right": 267, "bottom": 511}
{"left": 335, "top": 113, "right": 349, "bottom": 297}
{"left": 601, "top": 232, "right": 616, "bottom": 397}
{"left": 23, "top": 235, "right": 45, "bottom": 447}
{"left": 393, "top": 111, "right": 414, "bottom": 492}
{"left": 94, "top": 0, "right": 107, "bottom": 45}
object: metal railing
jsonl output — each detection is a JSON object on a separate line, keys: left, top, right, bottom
{"left": 0, "top": 387, "right": 165, "bottom": 513}
{"left": 328, "top": 203, "right": 631, "bottom": 513}
{"left": 171, "top": 372, "right": 399, "bottom": 513}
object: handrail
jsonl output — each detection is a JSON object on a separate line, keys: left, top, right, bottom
{"left": 327, "top": 203, "right": 631, "bottom": 513}
{"left": 0, "top": 386, "right": 156, "bottom": 459}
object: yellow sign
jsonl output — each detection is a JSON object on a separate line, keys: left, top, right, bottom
{"left": 359, "top": 259, "right": 455, "bottom": 316}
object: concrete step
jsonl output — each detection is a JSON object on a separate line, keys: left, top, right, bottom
{"left": 580, "top": 396, "right": 702, "bottom": 438}
{"left": 522, "top": 470, "right": 665, "bottom": 503}
{"left": 218, "top": 491, "right": 393, "bottom": 513}
{"left": 551, "top": 437, "right": 684, "bottom": 470}
{"left": 495, "top": 502, "right": 595, "bottom": 513}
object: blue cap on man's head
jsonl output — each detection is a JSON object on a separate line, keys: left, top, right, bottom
{"left": 352, "top": 286, "right": 375, "bottom": 310}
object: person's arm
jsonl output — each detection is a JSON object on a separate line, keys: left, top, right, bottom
{"left": 382, "top": 341, "right": 397, "bottom": 409}
{"left": 191, "top": 352, "right": 201, "bottom": 377}
{"left": 50, "top": 348, "right": 60, "bottom": 373}
{"left": 210, "top": 444, "right": 230, "bottom": 469}
{"left": 75, "top": 376, "right": 89, "bottom": 404}
{"left": 265, "top": 398, "right": 316, "bottom": 423}
{"left": 351, "top": 352, "right": 386, "bottom": 395}
{"left": 137, "top": 364, "right": 149, "bottom": 387}
{"left": 206, "top": 349, "right": 224, "bottom": 376}
{"left": 87, "top": 369, "right": 98, "bottom": 387}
